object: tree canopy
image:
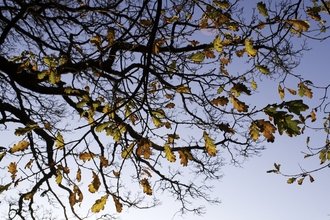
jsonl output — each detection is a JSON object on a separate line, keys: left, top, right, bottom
{"left": 0, "top": 0, "right": 330, "bottom": 219}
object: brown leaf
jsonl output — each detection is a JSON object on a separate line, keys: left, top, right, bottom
{"left": 112, "top": 195, "right": 123, "bottom": 213}
{"left": 8, "top": 162, "right": 18, "bottom": 180}
{"left": 137, "top": 138, "right": 152, "bottom": 159}
{"left": 140, "top": 178, "right": 152, "bottom": 195}
{"left": 76, "top": 168, "right": 81, "bottom": 182}
{"left": 9, "top": 140, "right": 29, "bottom": 153}
{"left": 99, "top": 156, "right": 109, "bottom": 167}
{"left": 88, "top": 171, "right": 101, "bottom": 193}
{"left": 79, "top": 151, "right": 96, "bottom": 162}
{"left": 211, "top": 96, "right": 229, "bottom": 106}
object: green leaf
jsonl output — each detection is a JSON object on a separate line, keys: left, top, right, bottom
{"left": 256, "top": 65, "right": 270, "bottom": 75}
{"left": 152, "top": 116, "right": 163, "bottom": 128}
{"left": 283, "top": 115, "right": 301, "bottom": 137}
{"left": 151, "top": 109, "right": 166, "bottom": 118}
{"left": 283, "top": 100, "right": 309, "bottom": 115}
{"left": 257, "top": 2, "right": 268, "bottom": 17}
{"left": 95, "top": 121, "right": 112, "bottom": 132}
{"left": 49, "top": 69, "right": 57, "bottom": 84}
{"left": 0, "top": 183, "right": 11, "bottom": 194}
{"left": 189, "top": 52, "right": 205, "bottom": 63}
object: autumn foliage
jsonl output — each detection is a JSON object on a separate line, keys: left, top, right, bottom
{"left": 0, "top": 0, "right": 330, "bottom": 219}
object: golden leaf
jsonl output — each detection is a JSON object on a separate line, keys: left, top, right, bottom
{"left": 9, "top": 140, "right": 29, "bottom": 153}
{"left": 165, "top": 103, "right": 175, "bottom": 108}
{"left": 211, "top": 96, "right": 229, "bottom": 106}
{"left": 256, "top": 120, "right": 276, "bottom": 143}
{"left": 90, "top": 34, "right": 102, "bottom": 49}
{"left": 245, "top": 38, "right": 258, "bottom": 57}
{"left": 121, "top": 142, "right": 135, "bottom": 159}
{"left": 55, "top": 132, "right": 65, "bottom": 150}
{"left": 79, "top": 151, "right": 96, "bottom": 162}
{"left": 203, "top": 131, "right": 217, "bottom": 156}
{"left": 251, "top": 78, "right": 257, "bottom": 89}
{"left": 76, "top": 168, "right": 81, "bottom": 182}
{"left": 278, "top": 85, "right": 285, "bottom": 100}
{"left": 112, "top": 195, "right": 123, "bottom": 213}
{"left": 164, "top": 143, "right": 176, "bottom": 162}
{"left": 88, "top": 171, "right": 101, "bottom": 193}
{"left": 99, "top": 156, "right": 109, "bottom": 167}
{"left": 176, "top": 85, "right": 190, "bottom": 93}
{"left": 140, "top": 178, "right": 152, "bottom": 195}
{"left": 24, "top": 191, "right": 35, "bottom": 200}
{"left": 310, "top": 110, "right": 316, "bottom": 122}
{"left": 178, "top": 150, "right": 193, "bottom": 166}
{"left": 91, "top": 194, "right": 109, "bottom": 213}
{"left": 204, "top": 49, "right": 216, "bottom": 59}
{"left": 106, "top": 28, "right": 115, "bottom": 47}
{"left": 8, "top": 162, "right": 17, "bottom": 180}
{"left": 285, "top": 19, "right": 310, "bottom": 32}
{"left": 56, "top": 170, "right": 62, "bottom": 184}
{"left": 113, "top": 170, "right": 120, "bottom": 177}
{"left": 230, "top": 95, "right": 249, "bottom": 112}
{"left": 286, "top": 88, "right": 297, "bottom": 95}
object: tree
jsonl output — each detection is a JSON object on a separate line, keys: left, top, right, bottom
{"left": 0, "top": 0, "right": 329, "bottom": 219}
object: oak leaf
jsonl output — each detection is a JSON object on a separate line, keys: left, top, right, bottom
{"left": 9, "top": 140, "right": 29, "bottom": 153}
{"left": 91, "top": 194, "right": 109, "bottom": 213}
{"left": 8, "top": 162, "right": 18, "bottom": 180}
{"left": 112, "top": 195, "right": 123, "bottom": 213}
{"left": 88, "top": 171, "right": 101, "bottom": 193}
{"left": 164, "top": 143, "right": 176, "bottom": 162}
{"left": 140, "top": 178, "right": 152, "bottom": 195}
{"left": 203, "top": 131, "right": 217, "bottom": 156}
{"left": 178, "top": 150, "right": 193, "bottom": 166}
{"left": 79, "top": 151, "right": 96, "bottom": 162}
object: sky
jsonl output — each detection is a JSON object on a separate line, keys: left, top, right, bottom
{"left": 2, "top": 1, "right": 330, "bottom": 220}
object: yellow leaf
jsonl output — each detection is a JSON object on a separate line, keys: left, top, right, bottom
{"left": 203, "top": 131, "right": 217, "bottom": 156}
{"left": 91, "top": 194, "right": 109, "bottom": 213}
{"left": 8, "top": 162, "right": 17, "bottom": 180}
{"left": 121, "top": 142, "right": 135, "bottom": 159}
{"left": 88, "top": 171, "right": 101, "bottom": 193}
{"left": 278, "top": 85, "right": 285, "bottom": 100}
{"left": 164, "top": 15, "right": 179, "bottom": 24}
{"left": 79, "top": 151, "right": 96, "bottom": 162}
{"left": 9, "top": 140, "right": 29, "bottom": 153}
{"left": 152, "top": 116, "right": 163, "bottom": 128}
{"left": 245, "top": 38, "right": 258, "bottom": 57}
{"left": 76, "top": 168, "right": 81, "bottom": 182}
{"left": 251, "top": 78, "right": 257, "bottom": 89}
{"left": 140, "top": 178, "right": 152, "bottom": 195}
{"left": 55, "top": 132, "right": 65, "bottom": 150}
{"left": 285, "top": 19, "right": 310, "bottom": 32}
{"left": 99, "top": 156, "right": 109, "bottom": 167}
{"left": 178, "top": 150, "right": 193, "bottom": 166}
{"left": 56, "top": 170, "right": 62, "bottom": 184}
{"left": 112, "top": 195, "right": 123, "bottom": 213}
{"left": 90, "top": 34, "right": 102, "bottom": 48}
{"left": 213, "top": 34, "right": 223, "bottom": 52}
{"left": 164, "top": 143, "right": 176, "bottom": 162}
